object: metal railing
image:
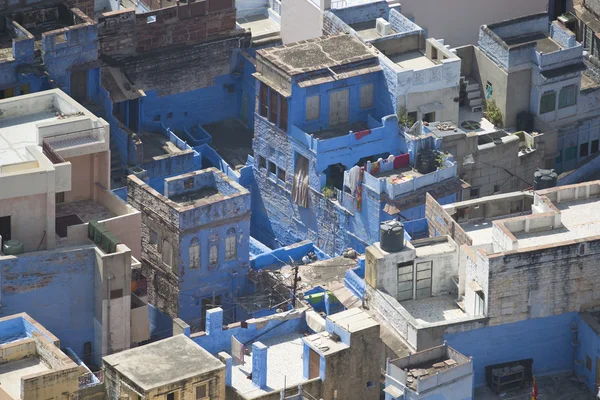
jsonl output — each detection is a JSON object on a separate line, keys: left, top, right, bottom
{"left": 78, "top": 370, "right": 103, "bottom": 389}
{"left": 268, "top": 0, "right": 281, "bottom": 15}
{"left": 42, "top": 140, "right": 65, "bottom": 164}
{"left": 43, "top": 127, "right": 106, "bottom": 151}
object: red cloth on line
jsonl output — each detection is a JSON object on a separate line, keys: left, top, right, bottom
{"left": 354, "top": 129, "right": 371, "bottom": 140}
{"left": 393, "top": 153, "right": 410, "bottom": 169}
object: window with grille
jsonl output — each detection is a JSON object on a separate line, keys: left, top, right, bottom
{"left": 259, "top": 82, "right": 288, "bottom": 132}
{"left": 565, "top": 146, "right": 577, "bottom": 161}
{"left": 226, "top": 228, "right": 237, "bottom": 260}
{"left": 189, "top": 237, "right": 200, "bottom": 269}
{"left": 209, "top": 243, "right": 218, "bottom": 267}
{"left": 581, "top": 142, "right": 589, "bottom": 158}
{"left": 591, "top": 139, "right": 599, "bottom": 154}
{"left": 260, "top": 83, "right": 268, "bottom": 117}
{"left": 585, "top": 25, "right": 593, "bottom": 50}
{"left": 558, "top": 85, "right": 577, "bottom": 109}
{"left": 539, "top": 91, "right": 556, "bottom": 114}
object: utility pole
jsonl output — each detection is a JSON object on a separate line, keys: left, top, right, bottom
{"left": 291, "top": 260, "right": 300, "bottom": 308}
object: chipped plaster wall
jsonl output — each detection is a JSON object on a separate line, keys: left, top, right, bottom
{"left": 0, "top": 248, "right": 96, "bottom": 358}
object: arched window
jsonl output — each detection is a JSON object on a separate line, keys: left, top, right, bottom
{"left": 209, "top": 235, "right": 219, "bottom": 270}
{"left": 189, "top": 237, "right": 200, "bottom": 269}
{"left": 226, "top": 228, "right": 237, "bottom": 260}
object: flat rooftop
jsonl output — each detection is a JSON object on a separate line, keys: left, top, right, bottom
{"left": 474, "top": 372, "right": 595, "bottom": 400}
{"left": 169, "top": 187, "right": 222, "bottom": 205}
{"left": 0, "top": 357, "right": 49, "bottom": 399}
{"left": 459, "top": 212, "right": 531, "bottom": 246}
{"left": 141, "top": 131, "right": 183, "bottom": 162}
{"left": 238, "top": 13, "right": 280, "bottom": 40}
{"left": 103, "top": 335, "right": 224, "bottom": 391}
{"left": 203, "top": 119, "right": 253, "bottom": 170}
{"left": 458, "top": 106, "right": 497, "bottom": 135}
{"left": 307, "top": 120, "right": 368, "bottom": 140}
{"left": 231, "top": 332, "right": 305, "bottom": 399}
{"left": 257, "top": 34, "right": 378, "bottom": 76}
{"left": 278, "top": 256, "right": 358, "bottom": 292}
{"left": 350, "top": 20, "right": 397, "bottom": 41}
{"left": 0, "top": 90, "right": 101, "bottom": 168}
{"left": 373, "top": 164, "right": 424, "bottom": 183}
{"left": 327, "top": 307, "right": 378, "bottom": 333}
{"left": 403, "top": 356, "right": 460, "bottom": 391}
{"left": 514, "top": 195, "right": 600, "bottom": 249}
{"left": 389, "top": 51, "right": 436, "bottom": 70}
{"left": 401, "top": 295, "right": 469, "bottom": 324}
{"left": 503, "top": 32, "right": 561, "bottom": 53}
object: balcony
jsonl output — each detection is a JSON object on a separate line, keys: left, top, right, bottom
{"left": 291, "top": 114, "right": 399, "bottom": 155}
{"left": 349, "top": 156, "right": 457, "bottom": 199}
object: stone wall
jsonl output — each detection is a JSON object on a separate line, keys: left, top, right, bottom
{"left": 425, "top": 193, "right": 472, "bottom": 246}
{"left": 127, "top": 176, "right": 181, "bottom": 319}
{"left": 485, "top": 237, "right": 600, "bottom": 325}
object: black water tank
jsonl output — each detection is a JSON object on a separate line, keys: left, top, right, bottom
{"left": 380, "top": 220, "right": 405, "bottom": 253}
{"left": 517, "top": 111, "right": 534, "bottom": 133}
{"left": 416, "top": 149, "right": 437, "bottom": 174}
{"left": 533, "top": 168, "right": 558, "bottom": 190}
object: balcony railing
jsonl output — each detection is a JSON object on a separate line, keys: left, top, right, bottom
{"left": 43, "top": 127, "right": 106, "bottom": 151}
{"left": 268, "top": 0, "right": 281, "bottom": 15}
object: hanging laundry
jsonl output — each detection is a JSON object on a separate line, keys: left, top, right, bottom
{"left": 354, "top": 129, "right": 371, "bottom": 140}
{"left": 356, "top": 167, "right": 364, "bottom": 211}
{"left": 231, "top": 335, "right": 245, "bottom": 365}
{"left": 393, "top": 153, "right": 410, "bottom": 169}
{"left": 348, "top": 166, "right": 360, "bottom": 194}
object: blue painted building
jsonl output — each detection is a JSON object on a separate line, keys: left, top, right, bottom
{"left": 127, "top": 168, "right": 252, "bottom": 332}
{"left": 251, "top": 33, "right": 462, "bottom": 255}
{"left": 0, "top": 4, "right": 99, "bottom": 103}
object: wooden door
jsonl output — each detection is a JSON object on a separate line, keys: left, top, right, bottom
{"left": 329, "top": 89, "right": 349, "bottom": 126}
{"left": 309, "top": 348, "right": 320, "bottom": 379}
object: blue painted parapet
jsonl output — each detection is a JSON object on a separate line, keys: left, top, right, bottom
{"left": 252, "top": 342, "right": 268, "bottom": 388}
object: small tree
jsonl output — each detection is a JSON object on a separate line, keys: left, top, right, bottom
{"left": 398, "top": 107, "right": 415, "bottom": 128}
{"left": 484, "top": 99, "right": 504, "bottom": 128}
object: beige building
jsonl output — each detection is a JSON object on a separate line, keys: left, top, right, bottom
{"left": 0, "top": 313, "right": 90, "bottom": 400}
{"left": 103, "top": 335, "right": 226, "bottom": 400}
{"left": 0, "top": 89, "right": 148, "bottom": 366}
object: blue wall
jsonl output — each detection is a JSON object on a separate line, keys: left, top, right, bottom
{"left": 575, "top": 314, "right": 600, "bottom": 392}
{"left": 192, "top": 307, "right": 306, "bottom": 355}
{"left": 0, "top": 248, "right": 97, "bottom": 357}
{"left": 149, "top": 303, "right": 173, "bottom": 341}
{"left": 445, "top": 313, "right": 577, "bottom": 387}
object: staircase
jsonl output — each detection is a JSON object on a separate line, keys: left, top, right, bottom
{"left": 461, "top": 76, "right": 483, "bottom": 113}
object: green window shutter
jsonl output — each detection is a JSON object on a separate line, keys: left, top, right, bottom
{"left": 540, "top": 91, "right": 556, "bottom": 114}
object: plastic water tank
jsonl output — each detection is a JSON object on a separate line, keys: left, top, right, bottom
{"left": 380, "top": 220, "right": 404, "bottom": 253}
{"left": 416, "top": 149, "right": 437, "bottom": 174}
{"left": 3, "top": 240, "right": 24, "bottom": 255}
{"left": 533, "top": 169, "right": 558, "bottom": 190}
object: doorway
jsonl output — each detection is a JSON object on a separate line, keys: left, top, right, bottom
{"left": 309, "top": 348, "right": 320, "bottom": 379}
{"left": 415, "top": 261, "right": 432, "bottom": 299}
{"left": 0, "top": 216, "right": 10, "bottom": 249}
{"left": 70, "top": 70, "right": 87, "bottom": 103}
{"left": 397, "top": 261, "right": 414, "bottom": 301}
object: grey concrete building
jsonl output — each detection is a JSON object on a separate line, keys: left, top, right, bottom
{"left": 103, "top": 335, "right": 226, "bottom": 400}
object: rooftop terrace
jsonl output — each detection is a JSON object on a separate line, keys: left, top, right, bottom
{"left": 390, "top": 51, "right": 436, "bottom": 70}
{"left": 256, "top": 34, "right": 378, "bottom": 76}
{"left": 0, "top": 90, "right": 106, "bottom": 168}
{"left": 103, "top": 335, "right": 224, "bottom": 391}
{"left": 231, "top": 332, "right": 305, "bottom": 399}
{"left": 203, "top": 119, "right": 253, "bottom": 171}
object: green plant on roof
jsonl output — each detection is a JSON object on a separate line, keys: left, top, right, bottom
{"left": 484, "top": 99, "right": 503, "bottom": 128}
